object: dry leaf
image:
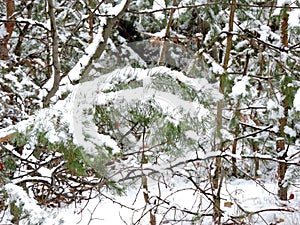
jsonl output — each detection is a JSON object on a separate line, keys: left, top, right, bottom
{"left": 224, "top": 201, "right": 234, "bottom": 208}
{"left": 0, "top": 134, "right": 12, "bottom": 143}
{"left": 277, "top": 218, "right": 285, "bottom": 223}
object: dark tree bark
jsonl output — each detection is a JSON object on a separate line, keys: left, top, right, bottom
{"left": 0, "top": 0, "right": 15, "bottom": 60}
{"left": 276, "top": 7, "right": 289, "bottom": 201}
{"left": 277, "top": 138, "right": 287, "bottom": 200}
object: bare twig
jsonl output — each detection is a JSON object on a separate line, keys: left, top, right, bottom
{"left": 0, "top": 19, "right": 50, "bottom": 31}
{"left": 86, "top": 197, "right": 104, "bottom": 225}
{"left": 234, "top": 125, "right": 273, "bottom": 141}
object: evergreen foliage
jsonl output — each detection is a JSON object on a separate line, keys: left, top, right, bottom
{"left": 0, "top": 0, "right": 300, "bottom": 224}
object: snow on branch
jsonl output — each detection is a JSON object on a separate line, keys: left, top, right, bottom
{"left": 0, "top": 118, "right": 34, "bottom": 142}
{"left": 70, "top": 65, "right": 217, "bottom": 176}
{"left": 63, "top": 0, "right": 131, "bottom": 84}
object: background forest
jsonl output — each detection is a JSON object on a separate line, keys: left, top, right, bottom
{"left": 0, "top": 0, "right": 300, "bottom": 224}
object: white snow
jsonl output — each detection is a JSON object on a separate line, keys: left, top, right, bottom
{"left": 1, "top": 0, "right": 300, "bottom": 224}
{"left": 212, "top": 61, "right": 225, "bottom": 74}
{"left": 203, "top": 52, "right": 225, "bottom": 74}
{"left": 4, "top": 175, "right": 299, "bottom": 225}
{"left": 294, "top": 88, "right": 300, "bottom": 111}
{"left": 173, "top": 1, "right": 188, "bottom": 19}
{"left": 259, "top": 25, "right": 272, "bottom": 42}
{"left": 66, "top": 21, "right": 105, "bottom": 82}
{"left": 289, "top": 8, "right": 300, "bottom": 26}
{"left": 230, "top": 77, "right": 249, "bottom": 98}
{"left": 284, "top": 125, "right": 296, "bottom": 137}
{"left": 272, "top": 0, "right": 300, "bottom": 26}
{"left": 32, "top": 108, "right": 67, "bottom": 143}
{"left": 266, "top": 99, "right": 285, "bottom": 120}
{"left": 109, "top": 0, "right": 130, "bottom": 16}
{"left": 71, "top": 75, "right": 121, "bottom": 156}
{"left": 267, "top": 99, "right": 277, "bottom": 110}
{"left": 61, "top": 0, "right": 129, "bottom": 85}
{"left": 152, "top": 28, "right": 168, "bottom": 38}
{"left": 0, "top": 116, "right": 34, "bottom": 141}
{"left": 71, "top": 66, "right": 213, "bottom": 159}
{"left": 184, "top": 130, "right": 199, "bottom": 141}
{"left": 152, "top": 0, "right": 166, "bottom": 20}
{"left": 4, "top": 183, "right": 64, "bottom": 224}
{"left": 0, "top": 24, "right": 7, "bottom": 39}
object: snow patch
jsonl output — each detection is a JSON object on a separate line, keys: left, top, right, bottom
{"left": 294, "top": 88, "right": 300, "bottom": 111}
{"left": 284, "top": 126, "right": 296, "bottom": 137}
{"left": 230, "top": 77, "right": 249, "bottom": 98}
{"left": 272, "top": 1, "right": 300, "bottom": 26}
{"left": 0, "top": 24, "right": 7, "bottom": 39}
{"left": 5, "top": 183, "right": 44, "bottom": 221}
{"left": 152, "top": 0, "right": 166, "bottom": 20}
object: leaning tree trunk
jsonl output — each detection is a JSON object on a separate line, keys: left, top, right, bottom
{"left": 44, "top": 0, "right": 61, "bottom": 106}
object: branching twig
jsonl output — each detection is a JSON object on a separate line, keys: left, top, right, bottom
{"left": 86, "top": 197, "right": 104, "bottom": 225}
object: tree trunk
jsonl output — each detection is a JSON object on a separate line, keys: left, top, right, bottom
{"left": 276, "top": 6, "right": 289, "bottom": 201}
{"left": 253, "top": 140, "right": 260, "bottom": 177}
{"left": 232, "top": 139, "right": 237, "bottom": 176}
{"left": 277, "top": 138, "right": 287, "bottom": 200}
{"left": 44, "top": 0, "right": 62, "bottom": 106}
{"left": 88, "top": 0, "right": 95, "bottom": 43}
{"left": 0, "top": 0, "right": 15, "bottom": 60}
{"left": 80, "top": 0, "right": 131, "bottom": 81}
{"left": 212, "top": 0, "right": 236, "bottom": 223}
{"left": 158, "top": 0, "right": 176, "bottom": 66}
{"left": 141, "top": 127, "right": 156, "bottom": 225}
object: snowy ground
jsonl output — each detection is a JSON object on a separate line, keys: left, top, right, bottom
{"left": 64, "top": 180, "right": 299, "bottom": 225}
{"left": 4, "top": 175, "right": 298, "bottom": 225}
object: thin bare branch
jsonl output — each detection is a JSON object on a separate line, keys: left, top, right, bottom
{"left": 127, "top": 2, "right": 300, "bottom": 15}
{"left": 235, "top": 125, "right": 273, "bottom": 141}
